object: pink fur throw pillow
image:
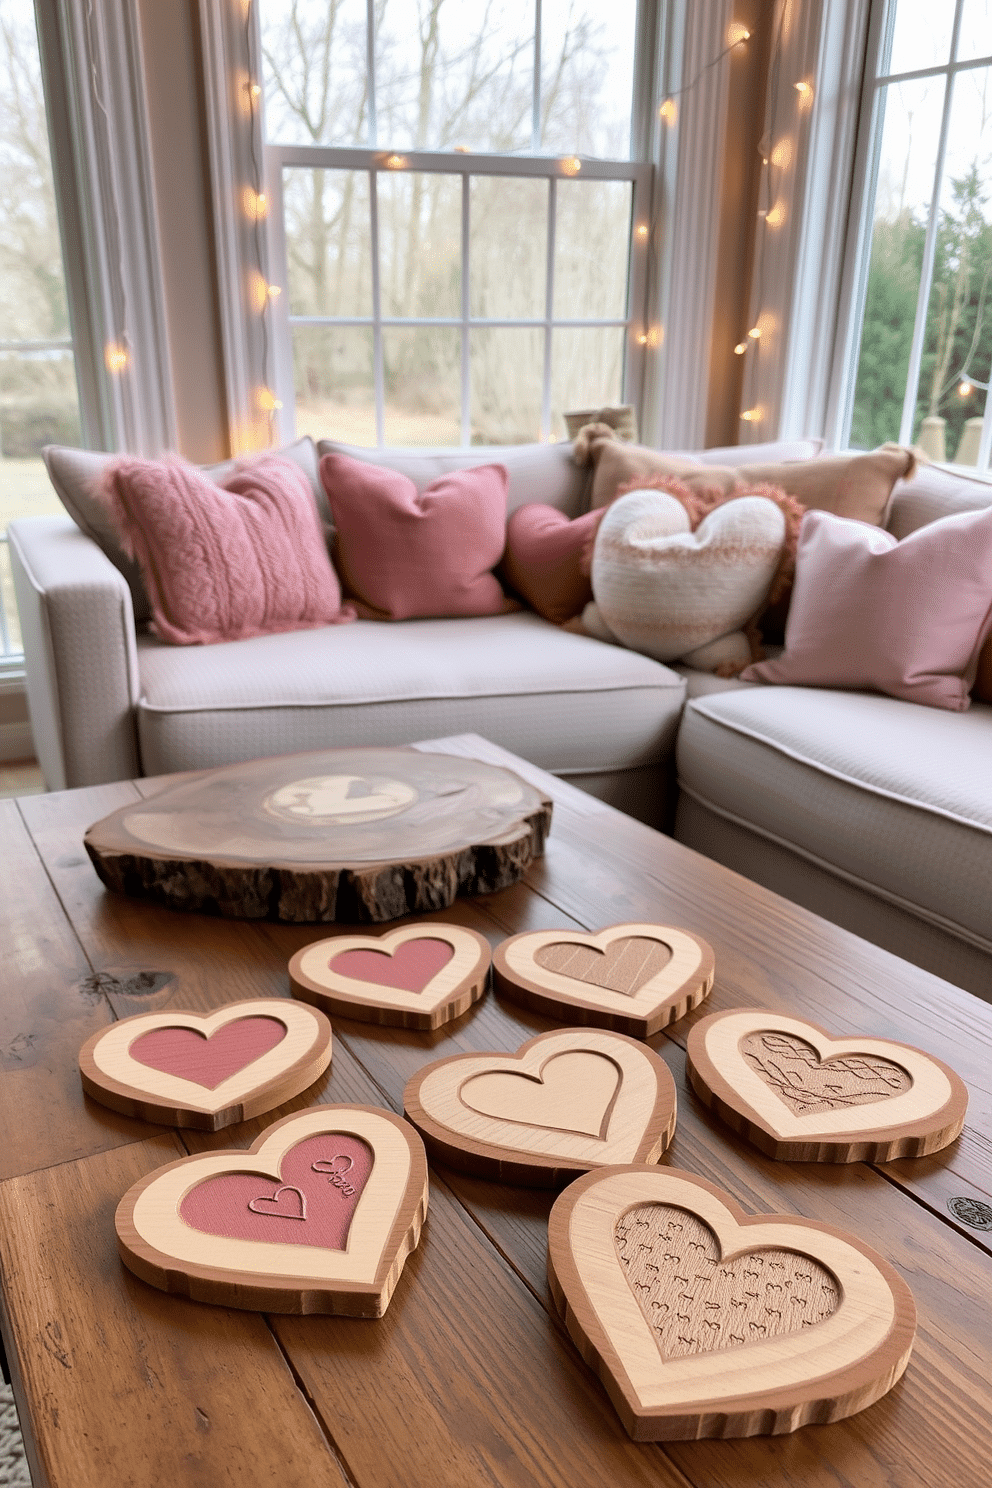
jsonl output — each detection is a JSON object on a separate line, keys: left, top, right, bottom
{"left": 741, "top": 506, "right": 992, "bottom": 710}
{"left": 319, "top": 451, "right": 511, "bottom": 620}
{"left": 97, "top": 453, "right": 355, "bottom": 645}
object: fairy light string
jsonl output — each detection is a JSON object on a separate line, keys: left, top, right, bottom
{"left": 243, "top": 0, "right": 281, "bottom": 441}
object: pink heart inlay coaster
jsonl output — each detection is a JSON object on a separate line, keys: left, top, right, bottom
{"left": 79, "top": 999, "right": 333, "bottom": 1130}
{"left": 290, "top": 922, "right": 491, "bottom": 1030}
{"left": 547, "top": 1165, "right": 917, "bottom": 1440}
{"left": 116, "top": 1105, "right": 429, "bottom": 1316}
{"left": 686, "top": 1008, "right": 969, "bottom": 1162}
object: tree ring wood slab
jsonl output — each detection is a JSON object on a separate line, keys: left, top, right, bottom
{"left": 79, "top": 999, "right": 333, "bottom": 1130}
{"left": 116, "top": 1104, "right": 428, "bottom": 1316}
{"left": 84, "top": 747, "right": 553, "bottom": 923}
{"left": 547, "top": 1165, "right": 917, "bottom": 1440}
{"left": 289, "top": 922, "right": 491, "bottom": 1029}
{"left": 686, "top": 1008, "right": 969, "bottom": 1162}
{"left": 403, "top": 1028, "right": 677, "bottom": 1186}
{"left": 492, "top": 923, "right": 714, "bottom": 1036}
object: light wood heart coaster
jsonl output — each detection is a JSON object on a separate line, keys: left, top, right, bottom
{"left": 492, "top": 923, "right": 714, "bottom": 1037}
{"left": 403, "top": 1028, "right": 677, "bottom": 1186}
{"left": 116, "top": 1104, "right": 428, "bottom": 1316}
{"left": 79, "top": 999, "right": 333, "bottom": 1130}
{"left": 686, "top": 1008, "right": 969, "bottom": 1162}
{"left": 547, "top": 1165, "right": 917, "bottom": 1440}
{"left": 289, "top": 922, "right": 491, "bottom": 1030}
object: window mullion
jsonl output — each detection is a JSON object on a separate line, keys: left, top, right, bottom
{"left": 461, "top": 172, "right": 470, "bottom": 446}
{"left": 897, "top": 0, "right": 965, "bottom": 445}
{"left": 367, "top": 0, "right": 377, "bottom": 148}
{"left": 532, "top": 0, "right": 542, "bottom": 153}
{"left": 541, "top": 176, "right": 555, "bottom": 441}
{"left": 369, "top": 169, "right": 385, "bottom": 445}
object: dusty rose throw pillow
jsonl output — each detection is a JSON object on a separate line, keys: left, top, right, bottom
{"left": 96, "top": 453, "right": 354, "bottom": 645}
{"left": 319, "top": 451, "right": 510, "bottom": 620}
{"left": 502, "top": 504, "right": 607, "bottom": 623}
{"left": 741, "top": 506, "right": 992, "bottom": 710}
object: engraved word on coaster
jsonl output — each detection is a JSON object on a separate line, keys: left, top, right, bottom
{"left": 116, "top": 1104, "right": 428, "bottom": 1316}
{"left": 403, "top": 1027, "right": 677, "bottom": 1186}
{"left": 79, "top": 999, "right": 333, "bottom": 1130}
{"left": 492, "top": 923, "right": 714, "bottom": 1037}
{"left": 685, "top": 1008, "right": 969, "bottom": 1162}
{"left": 289, "top": 923, "right": 492, "bottom": 1030}
{"left": 547, "top": 1165, "right": 917, "bottom": 1440}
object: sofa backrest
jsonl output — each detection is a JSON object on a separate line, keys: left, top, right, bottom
{"left": 886, "top": 462, "right": 992, "bottom": 538}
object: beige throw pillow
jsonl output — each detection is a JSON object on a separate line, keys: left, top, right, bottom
{"left": 588, "top": 439, "right": 741, "bottom": 511}
{"left": 740, "top": 443, "right": 917, "bottom": 525}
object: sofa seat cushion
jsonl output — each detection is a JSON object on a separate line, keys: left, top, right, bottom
{"left": 676, "top": 686, "right": 992, "bottom": 949}
{"left": 136, "top": 611, "right": 686, "bottom": 780}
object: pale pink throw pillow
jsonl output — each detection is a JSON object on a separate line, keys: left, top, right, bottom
{"left": 319, "top": 451, "right": 510, "bottom": 620}
{"left": 740, "top": 506, "right": 992, "bottom": 710}
{"left": 97, "top": 453, "right": 354, "bottom": 645}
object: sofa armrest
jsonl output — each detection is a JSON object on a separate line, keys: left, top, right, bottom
{"left": 8, "top": 515, "right": 141, "bottom": 789}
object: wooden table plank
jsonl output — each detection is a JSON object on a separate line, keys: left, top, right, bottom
{"left": 0, "top": 1137, "right": 352, "bottom": 1488}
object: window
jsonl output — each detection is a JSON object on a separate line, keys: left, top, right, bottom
{"left": 842, "top": 0, "right": 992, "bottom": 469}
{"left": 257, "top": 0, "right": 650, "bottom": 446}
{"left": 0, "top": 0, "right": 83, "bottom": 669}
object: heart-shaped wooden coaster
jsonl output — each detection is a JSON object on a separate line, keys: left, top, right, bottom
{"left": 289, "top": 923, "right": 491, "bottom": 1030}
{"left": 547, "top": 1165, "right": 916, "bottom": 1440}
{"left": 492, "top": 924, "right": 714, "bottom": 1037}
{"left": 116, "top": 1104, "right": 428, "bottom": 1316}
{"left": 403, "top": 1028, "right": 677, "bottom": 1186}
{"left": 79, "top": 999, "right": 333, "bottom": 1130}
{"left": 685, "top": 1008, "right": 968, "bottom": 1162}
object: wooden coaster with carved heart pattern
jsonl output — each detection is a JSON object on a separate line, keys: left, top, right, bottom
{"left": 547, "top": 1165, "right": 917, "bottom": 1440}
{"left": 403, "top": 1028, "right": 677, "bottom": 1186}
{"left": 492, "top": 923, "right": 714, "bottom": 1037}
{"left": 686, "top": 1008, "right": 968, "bottom": 1162}
{"left": 289, "top": 922, "right": 491, "bottom": 1030}
{"left": 115, "top": 1104, "right": 428, "bottom": 1316}
{"left": 79, "top": 999, "right": 333, "bottom": 1130}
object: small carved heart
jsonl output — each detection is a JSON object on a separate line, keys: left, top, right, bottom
{"left": 740, "top": 1030, "right": 911, "bottom": 1116}
{"left": 534, "top": 938, "right": 672, "bottom": 997}
{"left": 248, "top": 1184, "right": 308, "bottom": 1221}
{"left": 460, "top": 1050, "right": 621, "bottom": 1138}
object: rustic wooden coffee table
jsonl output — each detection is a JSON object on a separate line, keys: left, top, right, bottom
{"left": 1, "top": 734, "right": 989, "bottom": 1488}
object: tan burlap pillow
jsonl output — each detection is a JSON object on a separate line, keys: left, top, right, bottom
{"left": 740, "top": 443, "right": 917, "bottom": 525}
{"left": 587, "top": 438, "right": 741, "bottom": 510}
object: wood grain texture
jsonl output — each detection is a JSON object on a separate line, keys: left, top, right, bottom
{"left": 290, "top": 922, "right": 492, "bottom": 1029}
{"left": 79, "top": 998, "right": 333, "bottom": 1129}
{"left": 404, "top": 1027, "right": 677, "bottom": 1185}
{"left": 548, "top": 1166, "right": 917, "bottom": 1441}
{"left": 83, "top": 747, "right": 553, "bottom": 922}
{"left": 492, "top": 923, "right": 715, "bottom": 1036}
{"left": 116, "top": 1105, "right": 428, "bottom": 1317}
{"left": 686, "top": 1008, "right": 969, "bottom": 1162}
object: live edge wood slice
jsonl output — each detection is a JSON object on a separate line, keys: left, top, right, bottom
{"left": 686, "top": 1008, "right": 969, "bottom": 1163}
{"left": 84, "top": 747, "right": 553, "bottom": 923}
{"left": 403, "top": 1027, "right": 677, "bottom": 1186}
{"left": 289, "top": 922, "right": 491, "bottom": 1030}
{"left": 78, "top": 999, "right": 333, "bottom": 1130}
{"left": 492, "top": 923, "right": 714, "bottom": 1037}
{"left": 115, "top": 1105, "right": 429, "bottom": 1317}
{"left": 547, "top": 1166, "right": 917, "bottom": 1441}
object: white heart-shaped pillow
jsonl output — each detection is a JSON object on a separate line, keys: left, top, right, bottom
{"left": 591, "top": 490, "right": 786, "bottom": 662}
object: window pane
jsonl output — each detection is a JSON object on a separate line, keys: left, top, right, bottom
{"left": 554, "top": 180, "right": 631, "bottom": 319}
{"left": 910, "top": 67, "right": 992, "bottom": 456}
{"left": 284, "top": 169, "right": 372, "bottom": 318}
{"left": 540, "top": 0, "right": 636, "bottom": 157}
{"left": 292, "top": 325, "right": 375, "bottom": 444}
{"left": 378, "top": 172, "right": 461, "bottom": 319}
{"left": 470, "top": 328, "right": 543, "bottom": 443}
{"left": 0, "top": 1, "right": 81, "bottom": 546}
{"left": 383, "top": 327, "right": 460, "bottom": 444}
{"left": 550, "top": 328, "right": 625, "bottom": 438}
{"left": 375, "top": 0, "right": 533, "bottom": 153}
{"left": 849, "top": 76, "right": 945, "bottom": 449}
{"left": 884, "top": 0, "right": 955, "bottom": 76}
{"left": 957, "top": 0, "right": 992, "bottom": 63}
{"left": 470, "top": 177, "right": 547, "bottom": 319}
{"left": 259, "top": 0, "right": 370, "bottom": 146}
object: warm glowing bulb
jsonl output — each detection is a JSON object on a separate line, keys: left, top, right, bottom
{"left": 560, "top": 156, "right": 582, "bottom": 176}
{"left": 257, "top": 387, "right": 282, "bottom": 412}
{"left": 385, "top": 154, "right": 407, "bottom": 169}
{"left": 249, "top": 82, "right": 261, "bottom": 98}
{"left": 748, "top": 325, "right": 761, "bottom": 340}
{"left": 267, "top": 283, "right": 282, "bottom": 299}
{"left": 104, "top": 342, "right": 128, "bottom": 374}
{"left": 659, "top": 98, "right": 677, "bottom": 126}
{"left": 635, "top": 223, "right": 649, "bottom": 239}
{"left": 741, "top": 407, "right": 762, "bottom": 422}
{"left": 547, "top": 433, "right": 558, "bottom": 443}
{"left": 244, "top": 188, "right": 268, "bottom": 219}
{"left": 960, "top": 380, "right": 974, "bottom": 397}
{"left": 637, "top": 333, "right": 649, "bottom": 345}
{"left": 734, "top": 341, "right": 748, "bottom": 355}
{"left": 794, "top": 80, "right": 814, "bottom": 108}
{"left": 770, "top": 138, "right": 793, "bottom": 169}
{"left": 765, "top": 202, "right": 786, "bottom": 228}
{"left": 727, "top": 22, "right": 751, "bottom": 45}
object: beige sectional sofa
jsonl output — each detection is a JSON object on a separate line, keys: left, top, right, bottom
{"left": 9, "top": 438, "right": 992, "bottom": 1002}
